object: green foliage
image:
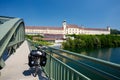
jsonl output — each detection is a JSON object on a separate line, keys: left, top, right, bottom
{"left": 25, "top": 35, "right": 33, "bottom": 40}
{"left": 25, "top": 34, "right": 44, "bottom": 40}
{"left": 25, "top": 34, "right": 51, "bottom": 46}
{"left": 62, "top": 35, "right": 120, "bottom": 52}
{"left": 33, "top": 40, "right": 52, "bottom": 46}
{"left": 33, "top": 34, "right": 44, "bottom": 38}
{"left": 111, "top": 29, "right": 120, "bottom": 34}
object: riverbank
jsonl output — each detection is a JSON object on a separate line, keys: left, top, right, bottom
{"left": 62, "top": 35, "right": 120, "bottom": 52}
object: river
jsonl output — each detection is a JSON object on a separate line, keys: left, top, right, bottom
{"left": 80, "top": 47, "right": 120, "bottom": 64}
{"left": 52, "top": 43, "right": 120, "bottom": 64}
{"left": 52, "top": 44, "right": 120, "bottom": 80}
{"left": 63, "top": 47, "right": 120, "bottom": 80}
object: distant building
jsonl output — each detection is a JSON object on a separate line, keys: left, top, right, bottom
{"left": 25, "top": 21, "right": 110, "bottom": 41}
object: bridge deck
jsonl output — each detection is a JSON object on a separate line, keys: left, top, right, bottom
{"left": 0, "top": 41, "right": 48, "bottom": 80}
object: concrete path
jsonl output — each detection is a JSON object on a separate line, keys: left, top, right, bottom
{"left": 0, "top": 41, "right": 48, "bottom": 80}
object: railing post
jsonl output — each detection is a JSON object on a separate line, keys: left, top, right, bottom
{"left": 49, "top": 48, "right": 53, "bottom": 80}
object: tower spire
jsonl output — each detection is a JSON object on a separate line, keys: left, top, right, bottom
{"left": 62, "top": 20, "right": 66, "bottom": 30}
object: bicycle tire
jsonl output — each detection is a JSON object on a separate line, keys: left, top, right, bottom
{"left": 33, "top": 66, "right": 38, "bottom": 77}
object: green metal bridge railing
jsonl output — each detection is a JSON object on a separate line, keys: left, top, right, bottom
{"left": 43, "top": 47, "right": 91, "bottom": 80}
{"left": 27, "top": 40, "right": 91, "bottom": 80}
{"left": 43, "top": 47, "right": 120, "bottom": 80}
{"left": 44, "top": 50, "right": 91, "bottom": 80}
{"left": 28, "top": 39, "right": 120, "bottom": 80}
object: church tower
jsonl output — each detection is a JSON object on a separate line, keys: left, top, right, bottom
{"left": 62, "top": 20, "right": 67, "bottom": 30}
{"left": 107, "top": 26, "right": 110, "bottom": 31}
{"left": 62, "top": 20, "right": 67, "bottom": 39}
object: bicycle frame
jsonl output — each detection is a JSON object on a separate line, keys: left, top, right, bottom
{"left": 32, "top": 56, "right": 40, "bottom": 77}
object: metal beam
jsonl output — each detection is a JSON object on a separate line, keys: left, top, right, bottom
{"left": 0, "top": 16, "right": 25, "bottom": 69}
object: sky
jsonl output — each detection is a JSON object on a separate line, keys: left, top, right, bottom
{"left": 0, "top": 0, "right": 120, "bottom": 30}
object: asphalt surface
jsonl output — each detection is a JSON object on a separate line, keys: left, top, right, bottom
{"left": 0, "top": 41, "right": 48, "bottom": 80}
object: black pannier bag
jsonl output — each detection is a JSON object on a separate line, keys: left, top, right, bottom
{"left": 40, "top": 51, "right": 47, "bottom": 67}
{"left": 28, "top": 50, "right": 41, "bottom": 67}
{"left": 28, "top": 50, "right": 47, "bottom": 67}
{"left": 28, "top": 55, "right": 35, "bottom": 67}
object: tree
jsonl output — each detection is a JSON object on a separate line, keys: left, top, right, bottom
{"left": 62, "top": 34, "right": 120, "bottom": 53}
{"left": 111, "top": 29, "right": 120, "bottom": 34}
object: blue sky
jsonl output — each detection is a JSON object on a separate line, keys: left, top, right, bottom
{"left": 0, "top": 0, "right": 120, "bottom": 29}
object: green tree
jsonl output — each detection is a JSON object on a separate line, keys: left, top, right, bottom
{"left": 111, "top": 29, "right": 120, "bottom": 34}
{"left": 62, "top": 34, "right": 120, "bottom": 53}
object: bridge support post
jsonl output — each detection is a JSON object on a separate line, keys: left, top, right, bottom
{"left": 0, "top": 58, "right": 5, "bottom": 69}
{"left": 49, "top": 50, "right": 52, "bottom": 80}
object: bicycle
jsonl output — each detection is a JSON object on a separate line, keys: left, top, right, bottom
{"left": 28, "top": 49, "right": 47, "bottom": 77}
{"left": 31, "top": 56, "right": 41, "bottom": 77}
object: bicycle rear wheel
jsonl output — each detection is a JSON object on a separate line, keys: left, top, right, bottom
{"left": 33, "top": 66, "right": 39, "bottom": 77}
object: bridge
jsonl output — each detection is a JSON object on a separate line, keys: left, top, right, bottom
{"left": 0, "top": 16, "right": 25, "bottom": 69}
{"left": 0, "top": 16, "right": 120, "bottom": 80}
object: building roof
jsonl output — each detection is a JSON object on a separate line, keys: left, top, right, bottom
{"left": 66, "top": 24, "right": 108, "bottom": 31}
{"left": 25, "top": 26, "right": 63, "bottom": 30}
{"left": 42, "top": 38, "right": 56, "bottom": 41}
{"left": 83, "top": 28, "right": 108, "bottom": 31}
{"left": 44, "top": 34, "right": 64, "bottom": 39}
{"left": 26, "top": 24, "right": 109, "bottom": 31}
{"left": 66, "top": 24, "right": 80, "bottom": 28}
{"left": 44, "top": 34, "right": 64, "bottom": 36}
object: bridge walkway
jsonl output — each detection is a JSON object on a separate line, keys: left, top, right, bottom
{"left": 0, "top": 41, "right": 48, "bottom": 80}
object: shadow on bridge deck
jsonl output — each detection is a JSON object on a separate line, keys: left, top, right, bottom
{"left": 0, "top": 41, "right": 48, "bottom": 80}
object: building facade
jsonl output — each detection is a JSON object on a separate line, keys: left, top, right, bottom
{"left": 25, "top": 21, "right": 110, "bottom": 39}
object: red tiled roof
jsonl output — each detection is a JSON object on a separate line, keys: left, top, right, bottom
{"left": 25, "top": 26, "right": 63, "bottom": 30}
{"left": 44, "top": 34, "right": 64, "bottom": 36}
{"left": 44, "top": 34, "right": 64, "bottom": 39}
{"left": 25, "top": 25, "right": 108, "bottom": 31}
{"left": 66, "top": 25, "right": 108, "bottom": 31}
{"left": 66, "top": 24, "right": 79, "bottom": 28}
{"left": 42, "top": 38, "right": 56, "bottom": 40}
{"left": 42, "top": 38, "right": 64, "bottom": 40}
{"left": 83, "top": 28, "right": 108, "bottom": 31}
